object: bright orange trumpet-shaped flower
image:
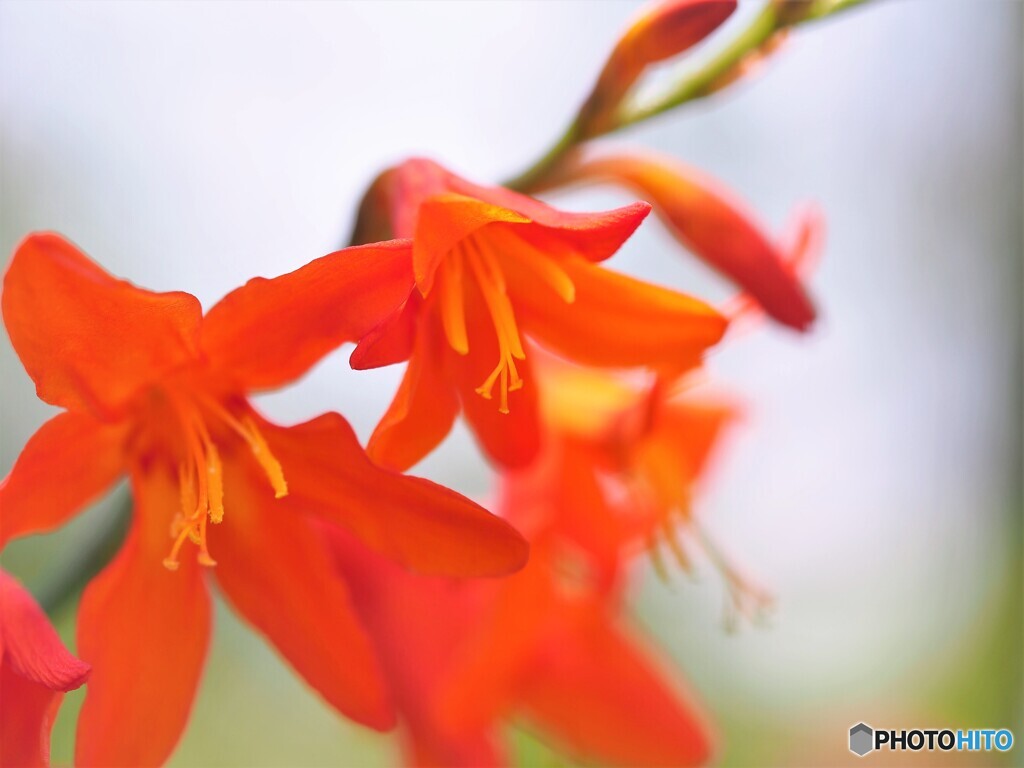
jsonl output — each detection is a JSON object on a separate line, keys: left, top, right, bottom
{"left": 0, "top": 570, "right": 90, "bottom": 767}
{"left": 328, "top": 525, "right": 713, "bottom": 768}
{"left": 349, "top": 158, "right": 728, "bottom": 470}
{"left": 0, "top": 234, "right": 528, "bottom": 767}
{"left": 549, "top": 149, "right": 825, "bottom": 331}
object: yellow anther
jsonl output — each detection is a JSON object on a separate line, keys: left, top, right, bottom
{"left": 439, "top": 251, "right": 469, "bottom": 355}
{"left": 241, "top": 417, "right": 288, "bottom": 499}
{"left": 205, "top": 441, "right": 225, "bottom": 524}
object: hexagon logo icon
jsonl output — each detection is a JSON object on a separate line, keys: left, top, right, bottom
{"left": 849, "top": 723, "right": 874, "bottom": 757}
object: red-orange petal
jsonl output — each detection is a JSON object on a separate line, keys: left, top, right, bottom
{"left": 557, "top": 152, "right": 818, "bottom": 330}
{"left": 437, "top": 555, "right": 558, "bottom": 734}
{"left": 324, "top": 527, "right": 506, "bottom": 768}
{"left": 449, "top": 278, "right": 541, "bottom": 469}
{"left": 259, "top": 412, "right": 529, "bottom": 577}
{"left": 2, "top": 233, "right": 203, "bottom": 418}
{"left": 0, "top": 571, "right": 91, "bottom": 691}
{"left": 0, "top": 667, "right": 63, "bottom": 768}
{"left": 349, "top": 293, "right": 419, "bottom": 370}
{"left": 367, "top": 319, "right": 460, "bottom": 472}
{"left": 520, "top": 610, "right": 713, "bottom": 767}
{"left": 510, "top": 254, "right": 727, "bottom": 373}
{"left": 211, "top": 461, "right": 393, "bottom": 730}
{"left": 76, "top": 468, "right": 211, "bottom": 768}
{"left": 443, "top": 164, "right": 652, "bottom": 264}
{"left": 412, "top": 194, "right": 531, "bottom": 294}
{"left": 0, "top": 570, "right": 90, "bottom": 767}
{"left": 0, "top": 412, "right": 125, "bottom": 548}
{"left": 200, "top": 239, "right": 416, "bottom": 392}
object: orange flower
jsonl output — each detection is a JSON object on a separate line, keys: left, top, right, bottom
{"left": 350, "top": 158, "right": 728, "bottom": 469}
{"left": 512, "top": 360, "right": 770, "bottom": 623}
{"left": 0, "top": 233, "right": 528, "bottom": 766}
{"left": 549, "top": 149, "right": 824, "bottom": 331}
{"left": 328, "top": 527, "right": 713, "bottom": 768}
{"left": 0, "top": 570, "right": 90, "bottom": 768}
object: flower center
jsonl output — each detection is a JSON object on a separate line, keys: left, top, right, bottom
{"left": 436, "top": 232, "right": 576, "bottom": 414}
{"left": 161, "top": 391, "right": 287, "bottom": 571}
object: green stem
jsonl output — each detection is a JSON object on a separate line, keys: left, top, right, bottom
{"left": 505, "top": 0, "right": 871, "bottom": 194}
{"left": 503, "top": 120, "right": 583, "bottom": 195}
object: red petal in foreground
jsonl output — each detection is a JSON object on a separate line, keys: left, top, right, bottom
{"left": 213, "top": 457, "right": 393, "bottom": 730}
{"left": 76, "top": 469, "right": 211, "bottom": 768}
{"left": 200, "top": 239, "right": 416, "bottom": 392}
{"left": 0, "top": 412, "right": 125, "bottom": 547}
{"left": 0, "top": 570, "right": 90, "bottom": 767}
{"left": 2, "top": 233, "right": 203, "bottom": 418}
{"left": 260, "top": 412, "right": 529, "bottom": 577}
{"left": 520, "top": 609, "right": 713, "bottom": 767}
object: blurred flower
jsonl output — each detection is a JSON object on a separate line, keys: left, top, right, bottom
{"left": 577, "top": 0, "right": 738, "bottom": 135}
{"left": 329, "top": 528, "right": 712, "bottom": 768}
{"left": 510, "top": 362, "right": 738, "bottom": 584}
{"left": 349, "top": 158, "right": 728, "bottom": 469}
{"left": 548, "top": 149, "right": 824, "bottom": 331}
{"left": 0, "top": 234, "right": 528, "bottom": 766}
{"left": 505, "top": 359, "right": 770, "bottom": 626}
{"left": 0, "top": 570, "right": 90, "bottom": 768}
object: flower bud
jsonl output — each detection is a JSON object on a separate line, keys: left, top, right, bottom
{"left": 579, "top": 0, "right": 737, "bottom": 134}
{"left": 552, "top": 150, "right": 821, "bottom": 331}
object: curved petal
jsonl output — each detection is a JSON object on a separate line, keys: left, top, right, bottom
{"left": 0, "top": 412, "right": 125, "bottom": 548}
{"left": 520, "top": 611, "right": 713, "bottom": 767}
{"left": 212, "top": 461, "right": 393, "bottom": 730}
{"left": 558, "top": 152, "right": 818, "bottom": 330}
{"left": 449, "top": 278, "right": 541, "bottom": 469}
{"left": 366, "top": 320, "right": 460, "bottom": 472}
{"left": 200, "top": 240, "right": 416, "bottom": 392}
{"left": 437, "top": 557, "right": 557, "bottom": 734}
{"left": 259, "top": 413, "right": 529, "bottom": 577}
{"left": 76, "top": 467, "right": 211, "bottom": 768}
{"left": 0, "top": 570, "right": 91, "bottom": 690}
{"left": 511, "top": 255, "right": 727, "bottom": 373}
{"left": 324, "top": 528, "right": 505, "bottom": 768}
{"left": 412, "top": 194, "right": 530, "bottom": 294}
{"left": 0, "top": 570, "right": 89, "bottom": 768}
{"left": 349, "top": 293, "right": 419, "bottom": 370}
{"left": 0, "top": 667, "right": 63, "bottom": 768}
{"left": 2, "top": 233, "right": 202, "bottom": 418}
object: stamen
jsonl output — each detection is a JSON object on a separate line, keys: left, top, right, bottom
{"left": 463, "top": 237, "right": 526, "bottom": 414}
{"left": 161, "top": 390, "right": 289, "bottom": 570}
{"left": 241, "top": 416, "right": 288, "bottom": 499}
{"left": 506, "top": 231, "right": 577, "bottom": 303}
{"left": 196, "top": 394, "right": 289, "bottom": 499}
{"left": 204, "top": 440, "right": 225, "bottom": 524}
{"left": 438, "top": 250, "right": 469, "bottom": 355}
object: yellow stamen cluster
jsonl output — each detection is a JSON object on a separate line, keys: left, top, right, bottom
{"left": 437, "top": 233, "right": 576, "bottom": 414}
{"left": 162, "top": 392, "right": 288, "bottom": 571}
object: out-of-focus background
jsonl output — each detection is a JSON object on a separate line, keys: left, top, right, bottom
{"left": 1, "top": 1, "right": 1020, "bottom": 766}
